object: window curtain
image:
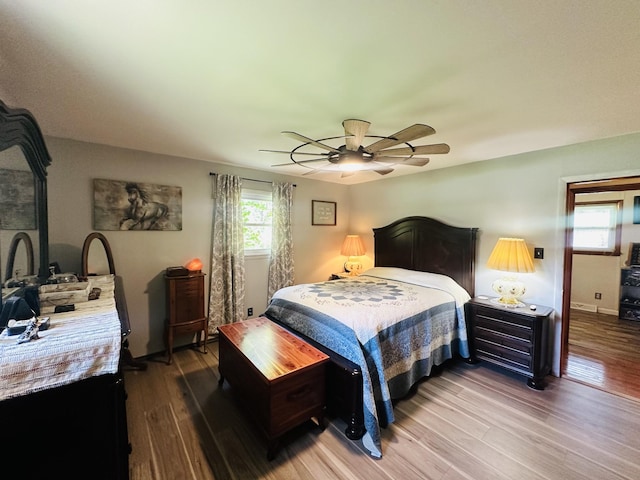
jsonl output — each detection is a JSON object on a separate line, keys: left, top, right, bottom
{"left": 209, "top": 174, "right": 245, "bottom": 333}
{"left": 268, "top": 182, "right": 294, "bottom": 299}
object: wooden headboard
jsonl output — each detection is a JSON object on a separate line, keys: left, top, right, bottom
{"left": 373, "top": 216, "right": 478, "bottom": 296}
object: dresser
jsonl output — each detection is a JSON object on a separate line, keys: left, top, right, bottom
{"left": 218, "top": 317, "right": 329, "bottom": 460}
{"left": 165, "top": 272, "right": 207, "bottom": 364}
{"left": 1, "top": 274, "right": 129, "bottom": 479}
{"left": 465, "top": 297, "right": 552, "bottom": 390}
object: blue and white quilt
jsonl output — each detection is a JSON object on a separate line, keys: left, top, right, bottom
{"left": 264, "top": 267, "right": 471, "bottom": 458}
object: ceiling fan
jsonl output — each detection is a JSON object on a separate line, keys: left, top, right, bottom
{"left": 261, "top": 119, "right": 450, "bottom": 177}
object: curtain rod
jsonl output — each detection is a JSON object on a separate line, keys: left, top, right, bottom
{"left": 209, "top": 172, "right": 296, "bottom": 187}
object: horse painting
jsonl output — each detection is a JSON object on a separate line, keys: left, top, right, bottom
{"left": 93, "top": 178, "right": 181, "bottom": 231}
{"left": 119, "top": 183, "right": 169, "bottom": 230}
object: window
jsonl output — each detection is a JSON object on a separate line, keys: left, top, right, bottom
{"left": 572, "top": 200, "right": 622, "bottom": 255}
{"left": 241, "top": 189, "right": 272, "bottom": 255}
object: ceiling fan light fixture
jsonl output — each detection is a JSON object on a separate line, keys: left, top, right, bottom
{"left": 264, "top": 119, "right": 449, "bottom": 178}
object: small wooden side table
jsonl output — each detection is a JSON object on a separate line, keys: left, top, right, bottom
{"left": 218, "top": 317, "right": 329, "bottom": 460}
{"left": 164, "top": 272, "right": 207, "bottom": 365}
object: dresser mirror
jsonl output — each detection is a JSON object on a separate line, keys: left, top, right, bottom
{"left": 4, "top": 231, "right": 35, "bottom": 284}
{"left": 81, "top": 232, "right": 116, "bottom": 277}
{"left": 0, "top": 100, "right": 51, "bottom": 308}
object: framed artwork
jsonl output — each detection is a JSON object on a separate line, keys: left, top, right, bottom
{"left": 312, "top": 200, "right": 336, "bottom": 226}
{"left": 93, "top": 178, "right": 182, "bottom": 231}
{"left": 0, "top": 168, "right": 36, "bottom": 230}
{"left": 634, "top": 196, "right": 640, "bottom": 224}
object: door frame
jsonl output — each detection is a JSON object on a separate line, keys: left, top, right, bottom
{"left": 561, "top": 176, "right": 640, "bottom": 373}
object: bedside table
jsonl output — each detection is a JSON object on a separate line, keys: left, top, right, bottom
{"left": 329, "top": 272, "right": 353, "bottom": 280}
{"left": 465, "top": 297, "right": 552, "bottom": 390}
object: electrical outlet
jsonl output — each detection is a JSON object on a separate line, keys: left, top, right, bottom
{"left": 595, "top": 293, "right": 602, "bottom": 300}
{"left": 534, "top": 247, "right": 544, "bottom": 259}
{"left": 248, "top": 307, "right": 253, "bottom": 317}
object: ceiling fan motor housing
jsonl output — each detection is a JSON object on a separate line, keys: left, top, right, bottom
{"left": 330, "top": 145, "right": 372, "bottom": 165}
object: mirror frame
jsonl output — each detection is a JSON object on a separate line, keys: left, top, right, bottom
{"left": 5, "top": 231, "right": 35, "bottom": 281}
{"left": 81, "top": 232, "right": 116, "bottom": 277}
{"left": 0, "top": 100, "right": 52, "bottom": 283}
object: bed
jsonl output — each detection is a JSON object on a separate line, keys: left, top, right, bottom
{"left": 264, "top": 216, "right": 478, "bottom": 458}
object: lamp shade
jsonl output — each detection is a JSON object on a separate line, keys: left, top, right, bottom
{"left": 340, "top": 235, "right": 366, "bottom": 257}
{"left": 486, "top": 238, "right": 535, "bottom": 273}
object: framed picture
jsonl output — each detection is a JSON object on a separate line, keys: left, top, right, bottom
{"left": 93, "top": 178, "right": 182, "bottom": 231}
{"left": 634, "top": 196, "right": 640, "bottom": 224}
{"left": 0, "top": 168, "right": 36, "bottom": 229}
{"left": 312, "top": 200, "right": 336, "bottom": 226}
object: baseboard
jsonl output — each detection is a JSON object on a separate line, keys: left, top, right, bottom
{"left": 570, "top": 302, "right": 597, "bottom": 312}
{"left": 570, "top": 303, "right": 619, "bottom": 316}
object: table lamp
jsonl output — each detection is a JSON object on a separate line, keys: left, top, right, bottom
{"left": 486, "top": 237, "right": 535, "bottom": 307}
{"left": 341, "top": 235, "right": 366, "bottom": 275}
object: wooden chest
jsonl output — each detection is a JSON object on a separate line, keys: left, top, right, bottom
{"left": 217, "top": 317, "right": 329, "bottom": 460}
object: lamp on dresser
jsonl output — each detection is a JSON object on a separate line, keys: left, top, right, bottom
{"left": 486, "top": 237, "right": 535, "bottom": 307}
{"left": 341, "top": 235, "right": 366, "bottom": 275}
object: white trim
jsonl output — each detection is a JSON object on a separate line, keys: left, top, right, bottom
{"left": 570, "top": 302, "right": 597, "bottom": 312}
{"left": 244, "top": 250, "right": 270, "bottom": 258}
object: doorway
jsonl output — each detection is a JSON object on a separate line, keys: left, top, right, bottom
{"left": 562, "top": 176, "right": 640, "bottom": 399}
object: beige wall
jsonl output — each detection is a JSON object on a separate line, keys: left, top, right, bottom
{"left": 571, "top": 190, "right": 640, "bottom": 315}
{"left": 45, "top": 131, "right": 640, "bottom": 373}
{"left": 349, "top": 132, "right": 640, "bottom": 376}
{"left": 45, "top": 137, "right": 350, "bottom": 357}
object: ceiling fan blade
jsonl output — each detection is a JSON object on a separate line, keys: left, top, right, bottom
{"left": 282, "top": 131, "right": 340, "bottom": 153}
{"left": 374, "top": 156, "right": 430, "bottom": 167}
{"left": 402, "top": 158, "right": 430, "bottom": 167}
{"left": 364, "top": 124, "right": 436, "bottom": 154}
{"left": 260, "top": 149, "right": 330, "bottom": 156}
{"left": 376, "top": 143, "right": 450, "bottom": 156}
{"left": 271, "top": 158, "right": 329, "bottom": 167}
{"left": 343, "top": 119, "right": 370, "bottom": 151}
{"left": 373, "top": 166, "right": 394, "bottom": 175}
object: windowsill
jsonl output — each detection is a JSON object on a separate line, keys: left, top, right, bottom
{"left": 245, "top": 251, "right": 270, "bottom": 259}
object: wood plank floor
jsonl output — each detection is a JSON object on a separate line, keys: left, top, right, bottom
{"left": 125, "top": 340, "right": 640, "bottom": 479}
{"left": 566, "top": 309, "right": 640, "bottom": 399}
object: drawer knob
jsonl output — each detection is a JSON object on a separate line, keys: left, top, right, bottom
{"left": 287, "top": 385, "right": 312, "bottom": 401}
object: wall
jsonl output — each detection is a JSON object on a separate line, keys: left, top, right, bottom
{"left": 570, "top": 190, "right": 640, "bottom": 315}
{"left": 349, "top": 132, "right": 640, "bottom": 376}
{"left": 44, "top": 131, "right": 640, "bottom": 371}
{"left": 45, "top": 137, "right": 351, "bottom": 357}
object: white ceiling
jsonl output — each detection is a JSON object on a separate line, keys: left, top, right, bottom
{"left": 1, "top": 1, "right": 640, "bottom": 185}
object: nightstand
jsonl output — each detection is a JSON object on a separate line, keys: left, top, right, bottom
{"left": 329, "top": 272, "right": 353, "bottom": 280}
{"left": 465, "top": 297, "right": 552, "bottom": 390}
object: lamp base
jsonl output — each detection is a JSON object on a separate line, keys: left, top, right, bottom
{"left": 344, "top": 259, "right": 363, "bottom": 276}
{"left": 491, "top": 277, "right": 526, "bottom": 308}
{"left": 490, "top": 296, "right": 525, "bottom": 308}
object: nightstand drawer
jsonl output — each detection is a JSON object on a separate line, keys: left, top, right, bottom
{"left": 475, "top": 338, "right": 532, "bottom": 370}
{"left": 474, "top": 314, "right": 532, "bottom": 342}
{"left": 475, "top": 326, "right": 532, "bottom": 353}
